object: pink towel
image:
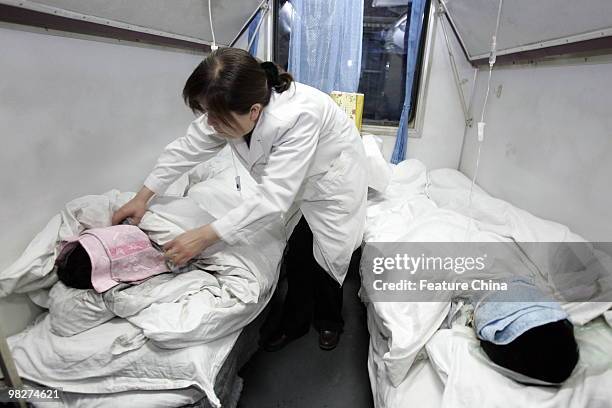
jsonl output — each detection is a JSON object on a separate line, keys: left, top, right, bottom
{"left": 59, "top": 225, "right": 169, "bottom": 293}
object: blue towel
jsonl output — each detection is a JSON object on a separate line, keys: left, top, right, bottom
{"left": 474, "top": 278, "right": 568, "bottom": 345}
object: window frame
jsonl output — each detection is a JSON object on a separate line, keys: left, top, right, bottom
{"left": 361, "top": 0, "right": 435, "bottom": 138}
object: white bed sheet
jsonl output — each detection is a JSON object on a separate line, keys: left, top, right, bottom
{"left": 368, "top": 347, "right": 443, "bottom": 408}
{"left": 366, "top": 300, "right": 444, "bottom": 408}
{"left": 22, "top": 381, "right": 204, "bottom": 408}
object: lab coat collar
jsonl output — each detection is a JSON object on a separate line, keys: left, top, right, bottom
{"left": 231, "top": 138, "right": 249, "bottom": 165}
{"left": 249, "top": 110, "right": 268, "bottom": 165}
{"left": 231, "top": 111, "right": 267, "bottom": 169}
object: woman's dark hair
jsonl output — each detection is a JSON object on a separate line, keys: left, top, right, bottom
{"left": 182, "top": 47, "right": 293, "bottom": 128}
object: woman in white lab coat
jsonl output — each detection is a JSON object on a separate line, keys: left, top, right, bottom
{"left": 112, "top": 47, "right": 368, "bottom": 351}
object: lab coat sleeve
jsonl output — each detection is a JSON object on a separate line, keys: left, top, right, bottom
{"left": 211, "top": 113, "right": 320, "bottom": 245}
{"left": 143, "top": 116, "right": 227, "bottom": 194}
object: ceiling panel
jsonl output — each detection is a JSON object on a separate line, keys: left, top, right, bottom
{"left": 0, "top": 0, "right": 262, "bottom": 45}
{"left": 445, "top": 0, "right": 612, "bottom": 60}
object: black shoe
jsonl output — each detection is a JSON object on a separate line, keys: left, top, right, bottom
{"left": 319, "top": 330, "right": 340, "bottom": 350}
{"left": 263, "top": 333, "right": 294, "bottom": 352}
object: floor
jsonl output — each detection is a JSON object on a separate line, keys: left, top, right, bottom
{"left": 238, "top": 251, "right": 374, "bottom": 408}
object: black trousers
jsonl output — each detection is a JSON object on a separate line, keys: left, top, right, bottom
{"left": 279, "top": 216, "right": 344, "bottom": 338}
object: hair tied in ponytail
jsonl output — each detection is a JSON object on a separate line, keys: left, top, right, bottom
{"left": 183, "top": 48, "right": 293, "bottom": 121}
{"left": 260, "top": 61, "right": 281, "bottom": 89}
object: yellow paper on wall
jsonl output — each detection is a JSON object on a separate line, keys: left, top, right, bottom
{"left": 330, "top": 91, "right": 365, "bottom": 131}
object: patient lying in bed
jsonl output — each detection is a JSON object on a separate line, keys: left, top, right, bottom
{"left": 0, "top": 150, "right": 286, "bottom": 407}
{"left": 361, "top": 161, "right": 612, "bottom": 408}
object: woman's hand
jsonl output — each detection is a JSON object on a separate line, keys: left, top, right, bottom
{"left": 111, "top": 187, "right": 155, "bottom": 225}
{"left": 163, "top": 224, "right": 220, "bottom": 266}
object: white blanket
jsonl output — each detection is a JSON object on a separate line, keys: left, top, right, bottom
{"left": 1, "top": 150, "right": 286, "bottom": 407}
{"left": 428, "top": 168, "right": 612, "bottom": 324}
{"left": 362, "top": 161, "right": 451, "bottom": 388}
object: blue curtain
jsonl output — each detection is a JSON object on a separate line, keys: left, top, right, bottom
{"left": 288, "top": 0, "right": 364, "bottom": 93}
{"left": 248, "top": 9, "right": 263, "bottom": 56}
{"left": 391, "top": 0, "right": 427, "bottom": 164}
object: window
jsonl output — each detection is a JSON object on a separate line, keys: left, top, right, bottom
{"left": 274, "top": 0, "right": 431, "bottom": 129}
{"left": 360, "top": 1, "right": 409, "bottom": 127}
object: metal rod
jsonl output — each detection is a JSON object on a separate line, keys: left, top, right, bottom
{"left": 266, "top": 0, "right": 276, "bottom": 60}
{"left": 247, "top": 2, "right": 269, "bottom": 52}
{"left": 207, "top": 0, "right": 216, "bottom": 46}
{"left": 467, "top": 67, "right": 478, "bottom": 119}
{"left": 0, "top": 326, "right": 27, "bottom": 408}
{"left": 229, "top": 0, "right": 269, "bottom": 47}
{"left": 437, "top": 0, "right": 470, "bottom": 126}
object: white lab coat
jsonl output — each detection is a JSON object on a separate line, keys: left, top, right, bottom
{"left": 144, "top": 82, "right": 368, "bottom": 284}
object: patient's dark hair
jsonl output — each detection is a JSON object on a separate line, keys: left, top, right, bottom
{"left": 182, "top": 47, "right": 293, "bottom": 128}
{"left": 56, "top": 243, "right": 94, "bottom": 290}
